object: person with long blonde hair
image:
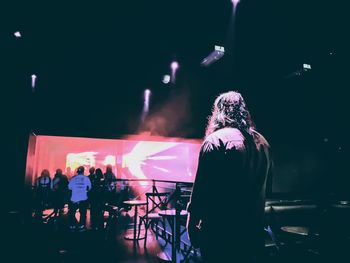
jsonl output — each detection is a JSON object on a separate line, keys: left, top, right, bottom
{"left": 187, "top": 91, "right": 273, "bottom": 262}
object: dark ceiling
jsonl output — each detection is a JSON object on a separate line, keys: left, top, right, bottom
{"left": 2, "top": 0, "right": 347, "bottom": 144}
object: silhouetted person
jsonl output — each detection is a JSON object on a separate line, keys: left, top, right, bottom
{"left": 89, "top": 168, "right": 105, "bottom": 229}
{"left": 68, "top": 166, "right": 91, "bottom": 230}
{"left": 52, "top": 168, "right": 68, "bottom": 217}
{"left": 35, "top": 169, "right": 52, "bottom": 218}
{"left": 104, "top": 164, "right": 117, "bottom": 204}
{"left": 187, "top": 91, "right": 273, "bottom": 262}
{"left": 88, "top": 167, "right": 95, "bottom": 180}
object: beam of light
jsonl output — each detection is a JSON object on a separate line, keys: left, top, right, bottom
{"left": 144, "top": 89, "right": 151, "bottom": 112}
{"left": 170, "top": 61, "right": 179, "bottom": 84}
{"left": 223, "top": 0, "right": 240, "bottom": 60}
{"left": 141, "top": 89, "right": 151, "bottom": 124}
{"left": 171, "top": 61, "right": 179, "bottom": 70}
{"left": 232, "top": 0, "right": 240, "bottom": 9}
{"left": 127, "top": 141, "right": 177, "bottom": 159}
{"left": 122, "top": 141, "right": 177, "bottom": 185}
{"left": 152, "top": 165, "right": 170, "bottom": 173}
{"left": 31, "top": 74, "right": 37, "bottom": 91}
{"left": 125, "top": 159, "right": 148, "bottom": 185}
{"left": 147, "top": 155, "right": 177, "bottom": 160}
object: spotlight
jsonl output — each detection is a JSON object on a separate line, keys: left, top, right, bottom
{"left": 14, "top": 31, "right": 21, "bottom": 38}
{"left": 171, "top": 61, "right": 179, "bottom": 70}
{"left": 144, "top": 89, "right": 151, "bottom": 98}
{"left": 144, "top": 89, "right": 151, "bottom": 111}
{"left": 31, "top": 74, "right": 37, "bottom": 91}
{"left": 303, "top": 63, "right": 312, "bottom": 71}
{"left": 201, "top": 45, "right": 225, "bottom": 66}
{"left": 162, "top": 75, "right": 171, "bottom": 84}
{"left": 232, "top": 0, "right": 240, "bottom": 5}
{"left": 141, "top": 89, "right": 151, "bottom": 123}
{"left": 170, "top": 61, "right": 179, "bottom": 84}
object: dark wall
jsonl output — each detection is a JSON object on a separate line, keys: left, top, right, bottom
{"left": 2, "top": 0, "right": 349, "bottom": 209}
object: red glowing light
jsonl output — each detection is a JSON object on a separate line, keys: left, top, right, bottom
{"left": 26, "top": 135, "right": 201, "bottom": 185}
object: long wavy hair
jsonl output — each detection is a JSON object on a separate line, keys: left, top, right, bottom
{"left": 205, "top": 91, "right": 255, "bottom": 137}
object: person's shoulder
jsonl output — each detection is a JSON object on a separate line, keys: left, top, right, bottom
{"left": 204, "top": 128, "right": 244, "bottom": 146}
{"left": 201, "top": 134, "right": 217, "bottom": 152}
{"left": 70, "top": 175, "right": 78, "bottom": 180}
{"left": 251, "top": 130, "right": 270, "bottom": 148}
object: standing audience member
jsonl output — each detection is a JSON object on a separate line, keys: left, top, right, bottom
{"left": 104, "top": 165, "right": 117, "bottom": 204}
{"left": 89, "top": 168, "right": 105, "bottom": 230}
{"left": 52, "top": 168, "right": 68, "bottom": 217}
{"left": 187, "top": 91, "right": 273, "bottom": 262}
{"left": 88, "top": 167, "right": 96, "bottom": 180}
{"left": 68, "top": 166, "right": 91, "bottom": 231}
{"left": 35, "top": 169, "right": 52, "bottom": 218}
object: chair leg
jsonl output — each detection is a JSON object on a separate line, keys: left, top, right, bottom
{"left": 161, "top": 219, "right": 168, "bottom": 246}
{"left": 154, "top": 221, "right": 158, "bottom": 239}
{"left": 144, "top": 221, "right": 150, "bottom": 247}
{"left": 137, "top": 217, "right": 143, "bottom": 240}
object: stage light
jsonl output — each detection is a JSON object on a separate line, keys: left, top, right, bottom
{"left": 232, "top": 0, "right": 240, "bottom": 5}
{"left": 14, "top": 31, "right": 21, "bottom": 38}
{"left": 171, "top": 61, "right": 179, "bottom": 70}
{"left": 201, "top": 45, "right": 225, "bottom": 66}
{"left": 143, "top": 89, "right": 151, "bottom": 112}
{"left": 144, "top": 89, "right": 151, "bottom": 97}
{"left": 303, "top": 63, "right": 311, "bottom": 71}
{"left": 285, "top": 63, "right": 312, "bottom": 78}
{"left": 162, "top": 74, "right": 171, "bottom": 84}
{"left": 31, "top": 74, "right": 37, "bottom": 91}
{"left": 170, "top": 61, "right": 179, "bottom": 84}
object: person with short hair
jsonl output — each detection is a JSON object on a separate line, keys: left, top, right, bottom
{"left": 68, "top": 166, "right": 91, "bottom": 230}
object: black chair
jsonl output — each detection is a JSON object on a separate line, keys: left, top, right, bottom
{"left": 138, "top": 192, "right": 170, "bottom": 246}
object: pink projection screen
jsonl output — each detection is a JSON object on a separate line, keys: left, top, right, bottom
{"left": 27, "top": 134, "right": 202, "bottom": 185}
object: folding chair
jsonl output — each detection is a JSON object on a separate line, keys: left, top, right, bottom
{"left": 138, "top": 192, "right": 170, "bottom": 246}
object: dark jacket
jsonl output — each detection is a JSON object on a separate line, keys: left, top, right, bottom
{"left": 187, "top": 127, "right": 272, "bottom": 261}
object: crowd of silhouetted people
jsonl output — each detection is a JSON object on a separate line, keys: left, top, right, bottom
{"left": 33, "top": 165, "right": 129, "bottom": 231}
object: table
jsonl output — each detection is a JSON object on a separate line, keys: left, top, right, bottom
{"left": 158, "top": 209, "right": 188, "bottom": 263}
{"left": 123, "top": 200, "right": 147, "bottom": 241}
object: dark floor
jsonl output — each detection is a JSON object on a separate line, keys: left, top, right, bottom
{"left": 4, "top": 207, "right": 350, "bottom": 263}
{"left": 4, "top": 207, "right": 199, "bottom": 263}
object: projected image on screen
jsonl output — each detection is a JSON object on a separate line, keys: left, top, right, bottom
{"left": 122, "top": 140, "right": 198, "bottom": 182}
{"left": 27, "top": 135, "right": 201, "bottom": 185}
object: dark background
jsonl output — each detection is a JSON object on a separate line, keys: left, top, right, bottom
{"left": 1, "top": 0, "right": 349, "bottom": 209}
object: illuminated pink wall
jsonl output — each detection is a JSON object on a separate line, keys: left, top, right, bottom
{"left": 28, "top": 135, "right": 202, "bottom": 185}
